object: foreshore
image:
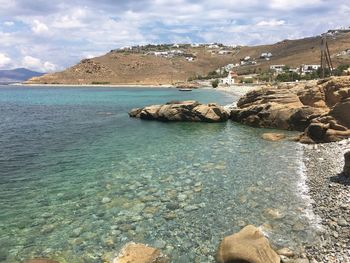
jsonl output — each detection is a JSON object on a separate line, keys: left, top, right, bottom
{"left": 303, "top": 139, "right": 350, "bottom": 262}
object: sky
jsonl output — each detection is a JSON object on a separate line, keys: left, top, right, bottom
{"left": 0, "top": 0, "right": 349, "bottom": 72}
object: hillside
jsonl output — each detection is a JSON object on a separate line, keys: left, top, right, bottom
{"left": 26, "top": 32, "right": 350, "bottom": 85}
{"left": 0, "top": 68, "right": 44, "bottom": 83}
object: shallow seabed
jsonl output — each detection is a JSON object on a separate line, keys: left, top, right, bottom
{"left": 0, "top": 86, "right": 318, "bottom": 262}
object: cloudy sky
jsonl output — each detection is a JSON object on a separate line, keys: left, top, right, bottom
{"left": 0, "top": 0, "right": 349, "bottom": 72}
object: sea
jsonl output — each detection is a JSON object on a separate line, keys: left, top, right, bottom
{"left": 0, "top": 86, "right": 319, "bottom": 263}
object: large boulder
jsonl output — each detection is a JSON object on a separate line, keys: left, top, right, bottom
{"left": 113, "top": 242, "right": 169, "bottom": 263}
{"left": 344, "top": 151, "right": 350, "bottom": 177}
{"left": 329, "top": 97, "right": 350, "bottom": 128}
{"left": 288, "top": 106, "right": 324, "bottom": 131}
{"left": 129, "top": 101, "right": 229, "bottom": 122}
{"left": 231, "top": 76, "right": 350, "bottom": 143}
{"left": 231, "top": 88, "right": 306, "bottom": 130}
{"left": 216, "top": 225, "right": 280, "bottom": 263}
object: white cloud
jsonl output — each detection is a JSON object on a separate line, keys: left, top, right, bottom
{"left": 0, "top": 0, "right": 349, "bottom": 71}
{"left": 22, "top": 56, "right": 56, "bottom": 72}
{"left": 270, "top": 0, "right": 322, "bottom": 10}
{"left": 0, "top": 53, "right": 12, "bottom": 68}
{"left": 32, "top": 19, "right": 49, "bottom": 34}
{"left": 4, "top": 21, "right": 14, "bottom": 26}
{"left": 53, "top": 8, "right": 87, "bottom": 29}
{"left": 257, "top": 19, "right": 286, "bottom": 27}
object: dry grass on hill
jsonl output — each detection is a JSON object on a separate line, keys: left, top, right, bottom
{"left": 26, "top": 32, "right": 350, "bottom": 85}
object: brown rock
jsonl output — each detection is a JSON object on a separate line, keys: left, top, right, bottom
{"left": 344, "top": 151, "right": 350, "bottom": 177}
{"left": 262, "top": 133, "right": 286, "bottom": 141}
{"left": 129, "top": 100, "right": 229, "bottom": 122}
{"left": 305, "top": 122, "right": 329, "bottom": 143}
{"left": 129, "top": 108, "right": 142, "bottom": 118}
{"left": 329, "top": 97, "right": 350, "bottom": 128}
{"left": 113, "top": 242, "right": 169, "bottom": 263}
{"left": 217, "top": 225, "right": 280, "bottom": 263}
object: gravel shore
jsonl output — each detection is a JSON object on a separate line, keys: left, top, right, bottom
{"left": 303, "top": 139, "right": 350, "bottom": 262}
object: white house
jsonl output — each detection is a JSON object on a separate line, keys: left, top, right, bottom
{"left": 208, "top": 44, "right": 220, "bottom": 49}
{"left": 260, "top": 52, "right": 272, "bottom": 59}
{"left": 218, "top": 50, "right": 232, "bottom": 55}
{"left": 302, "top": 64, "right": 321, "bottom": 73}
{"left": 270, "top": 65, "right": 285, "bottom": 73}
{"left": 222, "top": 71, "right": 237, "bottom": 85}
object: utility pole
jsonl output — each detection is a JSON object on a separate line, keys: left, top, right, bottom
{"left": 320, "top": 35, "right": 334, "bottom": 78}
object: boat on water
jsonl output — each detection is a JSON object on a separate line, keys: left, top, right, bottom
{"left": 179, "top": 88, "right": 192, "bottom": 91}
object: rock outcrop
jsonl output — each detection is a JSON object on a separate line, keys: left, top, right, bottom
{"left": 129, "top": 100, "right": 229, "bottom": 122}
{"left": 113, "top": 242, "right": 169, "bottom": 263}
{"left": 344, "top": 151, "right": 350, "bottom": 177}
{"left": 231, "top": 76, "right": 350, "bottom": 143}
{"left": 216, "top": 225, "right": 280, "bottom": 263}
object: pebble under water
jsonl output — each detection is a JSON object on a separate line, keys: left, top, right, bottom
{"left": 0, "top": 86, "right": 319, "bottom": 263}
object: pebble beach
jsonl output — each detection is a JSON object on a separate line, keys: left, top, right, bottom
{"left": 304, "top": 139, "right": 350, "bottom": 262}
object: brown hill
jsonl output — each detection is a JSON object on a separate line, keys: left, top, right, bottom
{"left": 26, "top": 32, "right": 350, "bottom": 85}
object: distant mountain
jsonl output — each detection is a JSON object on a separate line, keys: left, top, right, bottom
{"left": 0, "top": 68, "right": 44, "bottom": 84}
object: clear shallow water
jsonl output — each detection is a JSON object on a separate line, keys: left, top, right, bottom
{"left": 0, "top": 86, "right": 317, "bottom": 263}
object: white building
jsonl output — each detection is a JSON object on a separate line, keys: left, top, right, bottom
{"left": 208, "top": 44, "right": 220, "bottom": 49}
{"left": 270, "top": 65, "right": 285, "bottom": 73}
{"left": 302, "top": 64, "right": 321, "bottom": 73}
{"left": 218, "top": 50, "right": 232, "bottom": 55}
{"left": 260, "top": 52, "right": 272, "bottom": 58}
{"left": 221, "top": 71, "right": 237, "bottom": 85}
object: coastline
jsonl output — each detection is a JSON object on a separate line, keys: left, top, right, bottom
{"left": 303, "top": 139, "right": 350, "bottom": 262}
{"left": 8, "top": 83, "right": 176, "bottom": 88}
{"left": 215, "top": 84, "right": 259, "bottom": 97}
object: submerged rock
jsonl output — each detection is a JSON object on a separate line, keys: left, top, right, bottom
{"left": 129, "top": 100, "right": 229, "bottom": 122}
{"left": 25, "top": 259, "right": 59, "bottom": 263}
{"left": 216, "top": 225, "right": 280, "bottom": 263}
{"left": 113, "top": 242, "right": 169, "bottom": 263}
{"left": 261, "top": 133, "right": 286, "bottom": 142}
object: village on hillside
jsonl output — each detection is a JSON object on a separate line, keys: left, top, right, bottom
{"left": 110, "top": 31, "right": 350, "bottom": 87}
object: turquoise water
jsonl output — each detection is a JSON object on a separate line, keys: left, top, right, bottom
{"left": 0, "top": 86, "right": 317, "bottom": 262}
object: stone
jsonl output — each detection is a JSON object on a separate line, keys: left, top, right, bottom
{"left": 263, "top": 208, "right": 285, "bottom": 219}
{"left": 343, "top": 151, "right": 350, "bottom": 177}
{"left": 113, "top": 242, "right": 169, "bottom": 263}
{"left": 25, "top": 259, "right": 59, "bottom": 263}
{"left": 165, "top": 202, "right": 180, "bottom": 210}
{"left": 102, "top": 197, "right": 111, "bottom": 204}
{"left": 163, "top": 212, "right": 176, "bottom": 220}
{"left": 277, "top": 248, "right": 295, "bottom": 257}
{"left": 129, "top": 100, "right": 229, "bottom": 122}
{"left": 71, "top": 227, "right": 83, "bottom": 237}
{"left": 217, "top": 225, "right": 280, "bottom": 263}
{"left": 337, "top": 217, "right": 348, "bottom": 226}
{"left": 183, "top": 205, "right": 199, "bottom": 212}
{"left": 294, "top": 259, "right": 310, "bottom": 263}
{"left": 261, "top": 133, "right": 286, "bottom": 141}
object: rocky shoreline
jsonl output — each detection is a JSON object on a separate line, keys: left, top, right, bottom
{"left": 303, "top": 139, "right": 350, "bottom": 262}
